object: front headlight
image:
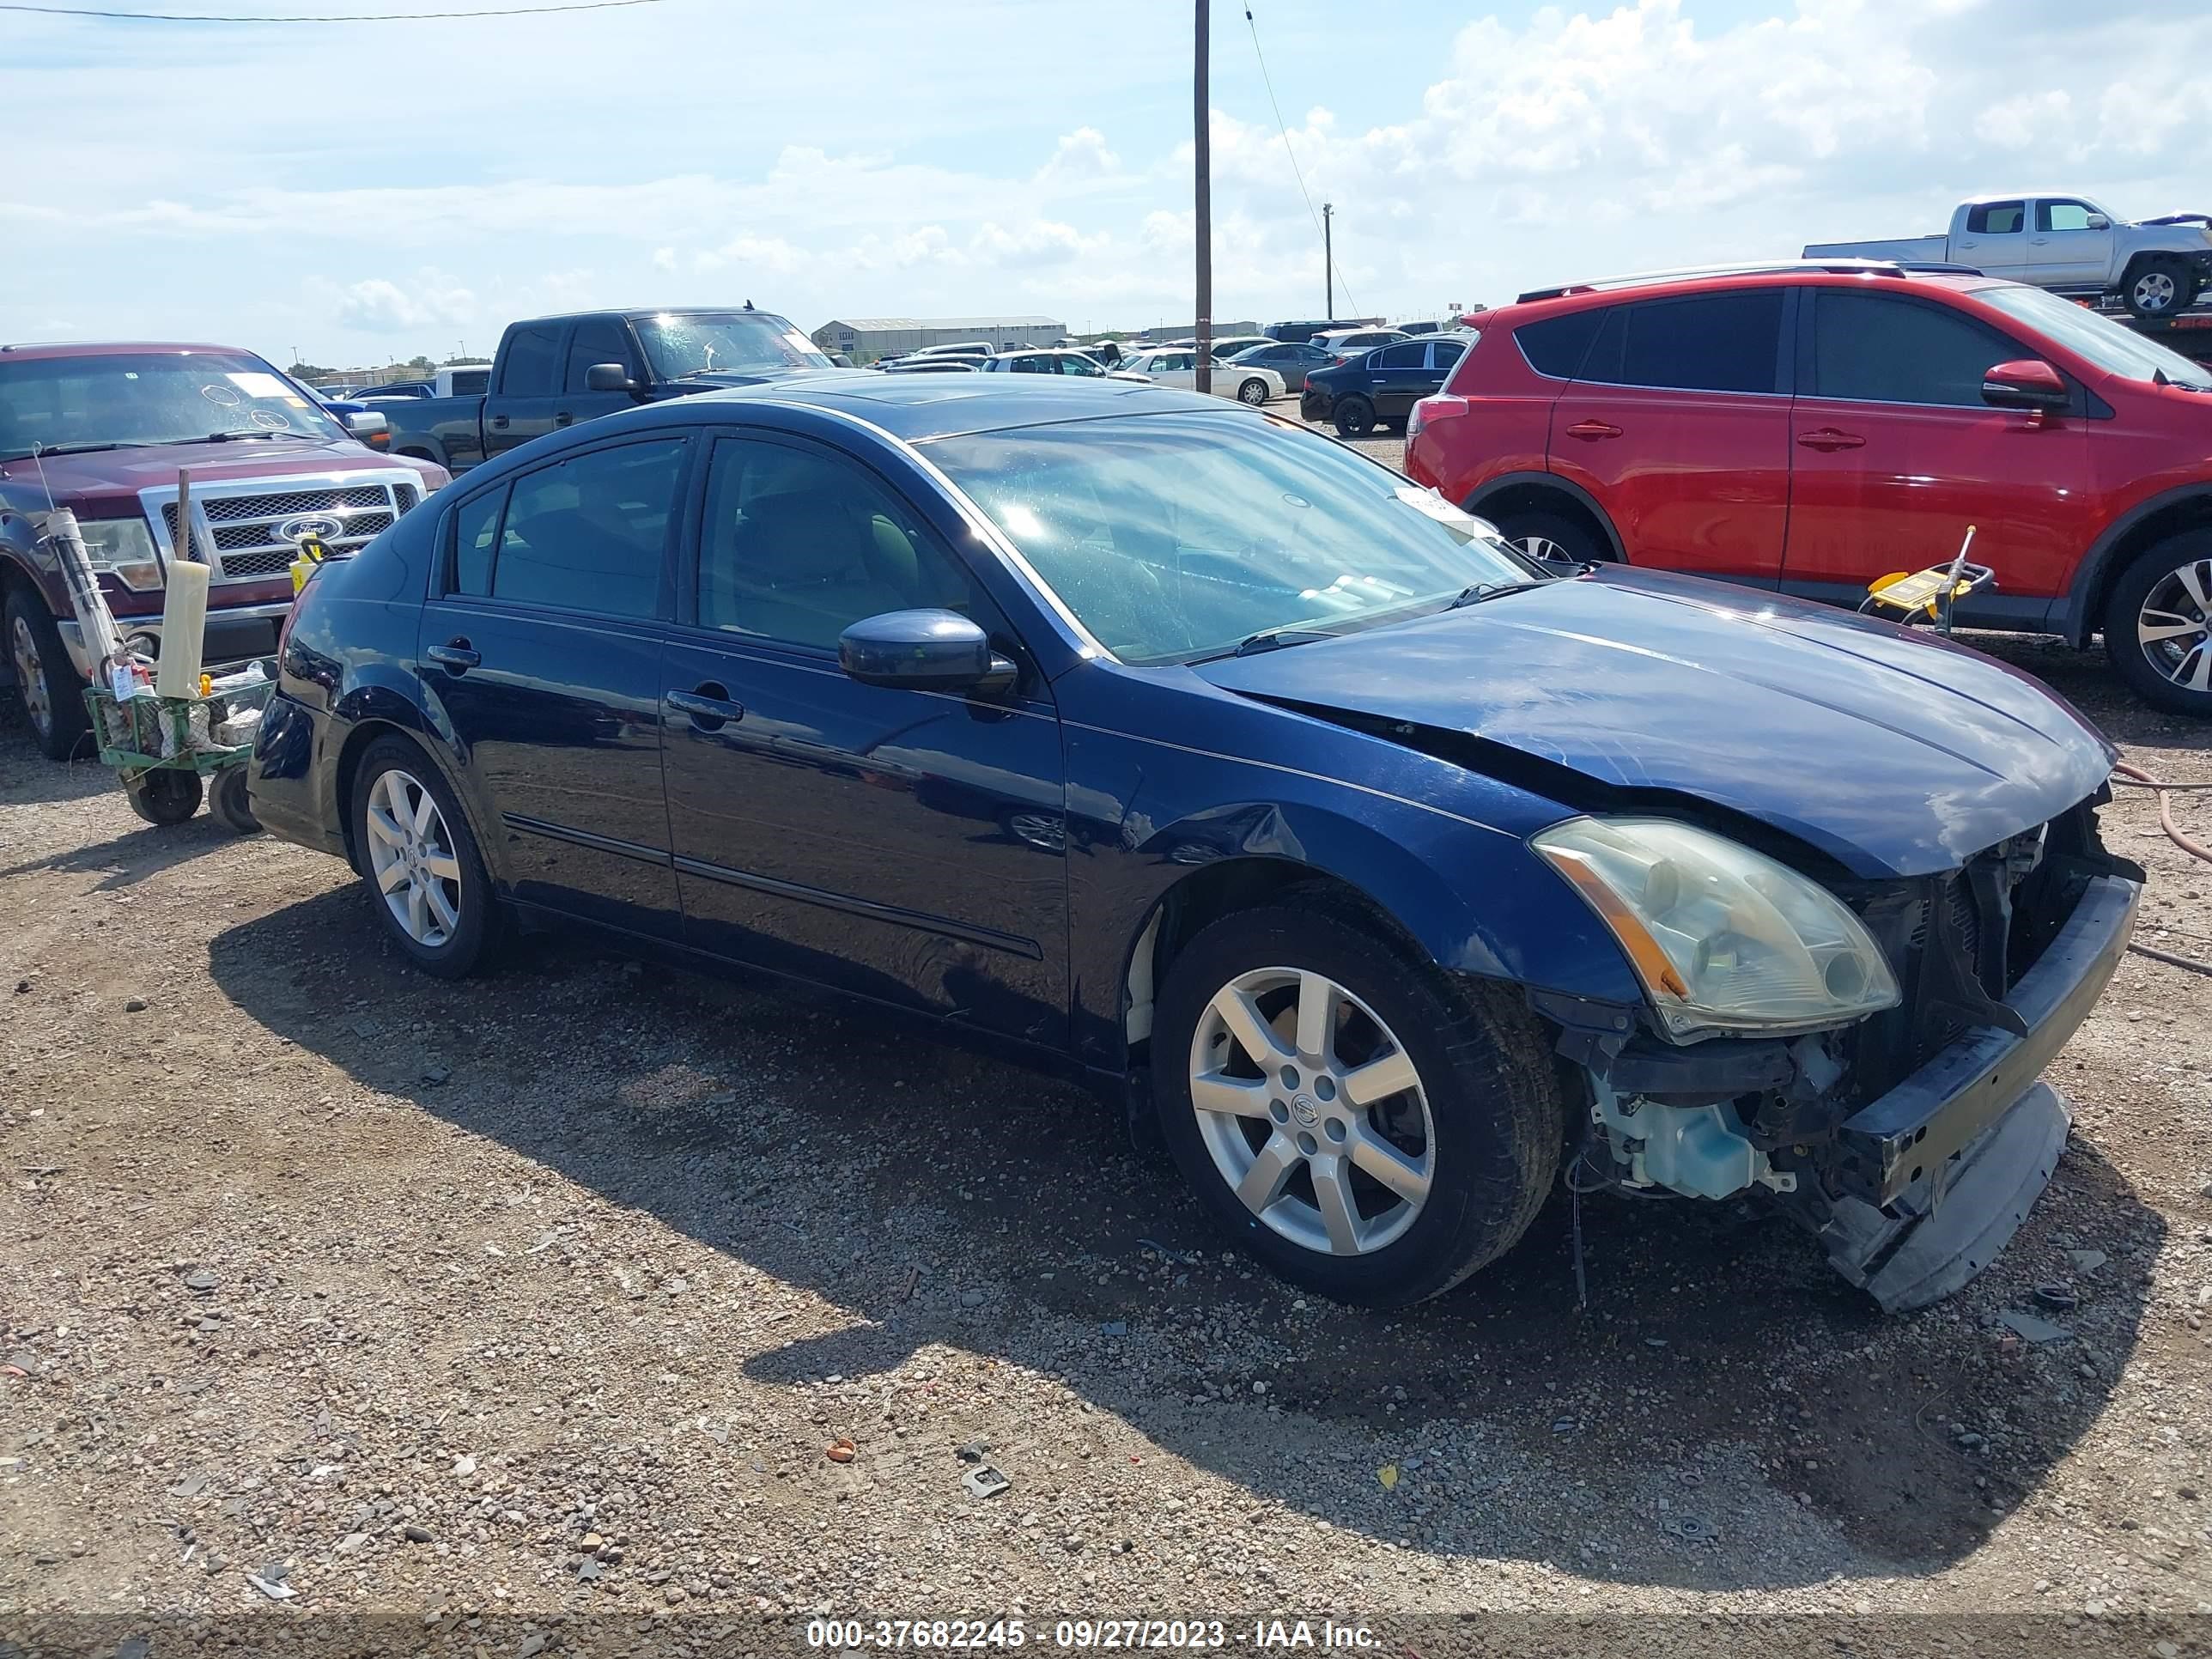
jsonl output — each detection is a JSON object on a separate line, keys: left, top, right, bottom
{"left": 75, "top": 516, "right": 164, "bottom": 591}
{"left": 1534, "top": 816, "right": 1899, "bottom": 1041}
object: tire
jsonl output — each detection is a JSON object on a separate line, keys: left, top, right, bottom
{"left": 1333, "top": 396, "right": 1376, "bottom": 439}
{"left": 2124, "top": 256, "right": 2193, "bottom": 320}
{"left": 2103, "top": 529, "right": 2212, "bottom": 716}
{"left": 1488, "top": 506, "right": 1613, "bottom": 567}
{"left": 209, "top": 766, "right": 262, "bottom": 835}
{"left": 1237, "top": 378, "right": 1270, "bottom": 407}
{"left": 1152, "top": 890, "right": 1566, "bottom": 1307}
{"left": 351, "top": 736, "right": 498, "bottom": 977}
{"left": 125, "top": 769, "right": 203, "bottom": 826}
{"left": 5, "top": 586, "right": 91, "bottom": 762}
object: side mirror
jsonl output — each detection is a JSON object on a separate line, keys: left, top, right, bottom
{"left": 340, "top": 409, "right": 391, "bottom": 449}
{"left": 1982, "top": 358, "right": 2069, "bottom": 413}
{"left": 2086, "top": 213, "right": 2112, "bottom": 230}
{"left": 584, "top": 362, "right": 641, "bottom": 394}
{"left": 839, "top": 609, "right": 1018, "bottom": 696}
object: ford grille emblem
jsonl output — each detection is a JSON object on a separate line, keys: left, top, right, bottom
{"left": 274, "top": 514, "right": 345, "bottom": 545}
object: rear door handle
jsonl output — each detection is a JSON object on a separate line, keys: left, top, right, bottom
{"left": 426, "top": 639, "right": 479, "bottom": 671}
{"left": 1797, "top": 428, "right": 1866, "bottom": 453}
{"left": 1565, "top": 419, "right": 1623, "bottom": 441}
{"left": 667, "top": 684, "right": 745, "bottom": 730}
{"left": 490, "top": 414, "right": 510, "bottom": 429}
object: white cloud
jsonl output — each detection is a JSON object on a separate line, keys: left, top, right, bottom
{"left": 325, "top": 273, "right": 477, "bottom": 335}
{"left": 1034, "top": 127, "right": 1121, "bottom": 186}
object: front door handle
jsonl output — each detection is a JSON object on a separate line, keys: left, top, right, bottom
{"left": 490, "top": 414, "right": 510, "bottom": 430}
{"left": 426, "top": 638, "right": 479, "bottom": 672}
{"left": 1565, "top": 419, "right": 1622, "bottom": 441}
{"left": 1797, "top": 428, "right": 1866, "bottom": 453}
{"left": 667, "top": 684, "right": 744, "bottom": 731}
{"left": 554, "top": 411, "right": 574, "bottom": 427}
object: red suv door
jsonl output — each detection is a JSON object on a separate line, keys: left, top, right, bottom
{"left": 1547, "top": 289, "right": 1793, "bottom": 581}
{"left": 1782, "top": 288, "right": 2094, "bottom": 603}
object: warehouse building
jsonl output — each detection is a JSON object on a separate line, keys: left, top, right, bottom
{"left": 811, "top": 315, "right": 1066, "bottom": 363}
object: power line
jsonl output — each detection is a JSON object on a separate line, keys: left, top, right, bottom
{"left": 1243, "top": 3, "right": 1359, "bottom": 319}
{"left": 0, "top": 0, "right": 660, "bottom": 20}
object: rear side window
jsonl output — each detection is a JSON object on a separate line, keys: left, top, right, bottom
{"left": 1429, "top": 338, "right": 1468, "bottom": 369}
{"left": 1966, "top": 200, "right": 2025, "bottom": 235}
{"left": 489, "top": 438, "right": 688, "bottom": 618}
{"left": 1515, "top": 308, "right": 1607, "bottom": 379}
{"left": 1583, "top": 291, "right": 1784, "bottom": 394}
{"left": 449, "top": 487, "right": 504, "bottom": 597}
{"left": 498, "top": 325, "right": 562, "bottom": 397}
{"left": 450, "top": 368, "right": 490, "bottom": 396}
{"left": 1808, "top": 292, "right": 2019, "bottom": 408}
{"left": 1371, "top": 343, "right": 1425, "bottom": 369}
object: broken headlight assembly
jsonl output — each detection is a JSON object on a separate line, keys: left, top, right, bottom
{"left": 1534, "top": 816, "right": 1899, "bottom": 1042}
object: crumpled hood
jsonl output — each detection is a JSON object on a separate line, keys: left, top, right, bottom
{"left": 1194, "top": 568, "right": 2116, "bottom": 878}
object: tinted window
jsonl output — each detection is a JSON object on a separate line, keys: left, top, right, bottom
{"left": 563, "top": 319, "right": 634, "bottom": 392}
{"left": 450, "top": 368, "right": 491, "bottom": 396}
{"left": 1809, "top": 292, "right": 2018, "bottom": 407}
{"left": 1371, "top": 343, "right": 1425, "bottom": 369}
{"left": 1009, "top": 356, "right": 1051, "bottom": 374}
{"left": 1583, "top": 291, "right": 1784, "bottom": 394}
{"left": 1966, "top": 200, "right": 2025, "bottom": 235}
{"left": 449, "top": 486, "right": 504, "bottom": 597}
{"left": 696, "top": 439, "right": 988, "bottom": 652}
{"left": 1429, "top": 339, "right": 1468, "bottom": 368}
{"left": 1058, "top": 355, "right": 1105, "bottom": 377}
{"left": 2037, "top": 200, "right": 2097, "bottom": 233}
{"left": 498, "top": 325, "right": 562, "bottom": 396}
{"left": 1515, "top": 308, "right": 1607, "bottom": 378}
{"left": 491, "top": 438, "right": 687, "bottom": 617}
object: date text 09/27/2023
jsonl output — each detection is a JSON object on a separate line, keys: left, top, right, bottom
{"left": 803, "top": 1620, "right": 1380, "bottom": 1650}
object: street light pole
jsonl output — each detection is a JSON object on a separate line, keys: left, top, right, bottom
{"left": 1194, "top": 0, "right": 1212, "bottom": 396}
{"left": 1323, "top": 203, "right": 1334, "bottom": 321}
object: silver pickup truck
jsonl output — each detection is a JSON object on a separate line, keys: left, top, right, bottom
{"left": 1807, "top": 192, "right": 2212, "bottom": 319}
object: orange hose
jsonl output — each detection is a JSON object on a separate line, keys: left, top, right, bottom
{"left": 2110, "top": 760, "right": 2212, "bottom": 976}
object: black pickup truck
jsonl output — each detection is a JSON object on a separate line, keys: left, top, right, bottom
{"left": 386, "top": 306, "right": 830, "bottom": 475}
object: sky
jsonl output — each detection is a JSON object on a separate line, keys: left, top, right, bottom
{"left": 3, "top": 0, "right": 2209, "bottom": 368}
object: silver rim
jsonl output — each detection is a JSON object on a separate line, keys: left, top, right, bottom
{"left": 2135, "top": 270, "right": 2179, "bottom": 312}
{"left": 10, "top": 614, "right": 50, "bottom": 738}
{"left": 364, "top": 769, "right": 464, "bottom": 947}
{"left": 1516, "top": 534, "right": 1571, "bottom": 563}
{"left": 2139, "top": 556, "right": 2212, "bottom": 694}
{"left": 1188, "top": 966, "right": 1435, "bottom": 1256}
{"left": 1239, "top": 380, "right": 1267, "bottom": 405}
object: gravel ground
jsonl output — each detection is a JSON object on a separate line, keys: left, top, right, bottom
{"left": 3, "top": 480, "right": 2210, "bottom": 1655}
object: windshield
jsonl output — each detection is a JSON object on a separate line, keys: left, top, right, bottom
{"left": 1976, "top": 283, "right": 2212, "bottom": 389}
{"left": 635, "top": 312, "right": 831, "bottom": 379}
{"left": 0, "top": 351, "right": 345, "bottom": 458}
{"left": 924, "top": 411, "right": 1540, "bottom": 664}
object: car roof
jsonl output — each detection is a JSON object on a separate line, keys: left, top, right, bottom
{"left": 683, "top": 370, "right": 1239, "bottom": 441}
{"left": 0, "top": 340, "right": 257, "bottom": 362}
{"left": 1495, "top": 264, "right": 2001, "bottom": 325}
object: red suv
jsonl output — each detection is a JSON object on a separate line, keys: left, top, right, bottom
{"left": 1405, "top": 264, "right": 2212, "bottom": 715}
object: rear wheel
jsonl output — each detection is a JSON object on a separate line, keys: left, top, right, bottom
{"left": 2124, "top": 256, "right": 2194, "bottom": 320}
{"left": 125, "top": 769, "right": 203, "bottom": 826}
{"left": 209, "top": 767, "right": 262, "bottom": 835}
{"left": 1489, "top": 505, "right": 1613, "bottom": 567}
{"left": 2105, "top": 530, "right": 2212, "bottom": 716}
{"left": 1152, "top": 893, "right": 1566, "bottom": 1306}
{"left": 6, "top": 586, "right": 90, "bottom": 761}
{"left": 1333, "top": 395, "right": 1376, "bottom": 439}
{"left": 352, "top": 738, "right": 498, "bottom": 976}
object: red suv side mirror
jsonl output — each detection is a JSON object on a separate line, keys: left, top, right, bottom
{"left": 1982, "top": 359, "right": 2069, "bottom": 413}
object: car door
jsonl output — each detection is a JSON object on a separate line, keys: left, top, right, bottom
{"left": 1545, "top": 288, "right": 1793, "bottom": 580}
{"left": 417, "top": 434, "right": 691, "bottom": 936}
{"left": 1954, "top": 199, "right": 2028, "bottom": 275}
{"left": 1781, "top": 287, "right": 2094, "bottom": 604}
{"left": 484, "top": 321, "right": 565, "bottom": 459}
{"left": 1364, "top": 342, "right": 1431, "bottom": 422}
{"left": 558, "top": 314, "right": 647, "bottom": 432}
{"left": 659, "top": 432, "right": 1069, "bottom": 1045}
{"left": 1151, "top": 352, "right": 1197, "bottom": 391}
{"left": 2028, "top": 198, "right": 2117, "bottom": 289}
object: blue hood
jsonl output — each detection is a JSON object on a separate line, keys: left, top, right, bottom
{"left": 1194, "top": 568, "right": 2116, "bottom": 878}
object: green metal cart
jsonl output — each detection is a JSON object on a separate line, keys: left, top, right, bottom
{"left": 82, "top": 667, "right": 276, "bottom": 832}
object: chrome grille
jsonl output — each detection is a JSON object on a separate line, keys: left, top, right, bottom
{"left": 157, "top": 475, "right": 422, "bottom": 583}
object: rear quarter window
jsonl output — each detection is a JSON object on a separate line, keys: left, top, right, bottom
{"left": 1514, "top": 309, "right": 1608, "bottom": 379}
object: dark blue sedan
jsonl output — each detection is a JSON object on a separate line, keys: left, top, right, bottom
{"left": 250, "top": 374, "right": 2141, "bottom": 1311}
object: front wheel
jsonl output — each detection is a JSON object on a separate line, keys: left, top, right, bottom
{"left": 2124, "top": 256, "right": 2193, "bottom": 320}
{"left": 1490, "top": 507, "right": 1613, "bottom": 567}
{"left": 352, "top": 737, "right": 498, "bottom": 976}
{"left": 2105, "top": 530, "right": 2212, "bottom": 715}
{"left": 1237, "top": 378, "right": 1270, "bottom": 406}
{"left": 1333, "top": 396, "right": 1376, "bottom": 439}
{"left": 1152, "top": 893, "right": 1566, "bottom": 1306}
{"left": 6, "top": 587, "right": 90, "bottom": 762}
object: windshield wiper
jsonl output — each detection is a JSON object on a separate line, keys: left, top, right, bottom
{"left": 1192, "top": 629, "right": 1337, "bottom": 663}
{"left": 1447, "top": 578, "right": 1552, "bottom": 609}
{"left": 0, "top": 441, "right": 155, "bottom": 461}
{"left": 197, "top": 428, "right": 320, "bottom": 443}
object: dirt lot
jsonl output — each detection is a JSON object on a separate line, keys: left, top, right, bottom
{"left": 3, "top": 477, "right": 2211, "bottom": 1653}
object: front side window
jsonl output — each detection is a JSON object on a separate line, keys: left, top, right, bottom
{"left": 498, "top": 325, "right": 562, "bottom": 397}
{"left": 1581, "top": 291, "right": 1784, "bottom": 395}
{"left": 1966, "top": 200, "right": 2026, "bottom": 236}
{"left": 489, "top": 438, "right": 687, "bottom": 617}
{"left": 564, "top": 319, "right": 635, "bottom": 392}
{"left": 1809, "top": 292, "right": 2018, "bottom": 407}
{"left": 0, "top": 351, "right": 347, "bottom": 458}
{"left": 1058, "top": 355, "right": 1105, "bottom": 377}
{"left": 1975, "top": 282, "right": 2212, "bottom": 389}
{"left": 2037, "top": 200, "right": 2099, "bottom": 234}
{"left": 926, "top": 410, "right": 1537, "bottom": 665}
{"left": 696, "top": 438, "right": 985, "bottom": 652}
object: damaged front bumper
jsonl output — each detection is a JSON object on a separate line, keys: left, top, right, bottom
{"left": 1820, "top": 872, "right": 2138, "bottom": 1310}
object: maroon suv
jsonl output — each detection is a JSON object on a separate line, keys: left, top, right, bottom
{"left": 1, "top": 342, "right": 447, "bottom": 758}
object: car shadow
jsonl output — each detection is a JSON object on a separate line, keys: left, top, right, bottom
{"left": 0, "top": 727, "right": 115, "bottom": 806}
{"left": 207, "top": 884, "right": 2160, "bottom": 1593}
{"left": 0, "top": 815, "right": 242, "bottom": 889}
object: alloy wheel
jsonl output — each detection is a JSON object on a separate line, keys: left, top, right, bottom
{"left": 10, "top": 613, "right": 51, "bottom": 739}
{"left": 363, "top": 768, "right": 464, "bottom": 947}
{"left": 2134, "top": 270, "right": 2179, "bottom": 313}
{"left": 1238, "top": 380, "right": 1267, "bottom": 406}
{"left": 1188, "top": 965, "right": 1435, "bottom": 1256}
{"left": 2138, "top": 557, "right": 2212, "bottom": 694}
{"left": 1516, "top": 534, "right": 1571, "bottom": 564}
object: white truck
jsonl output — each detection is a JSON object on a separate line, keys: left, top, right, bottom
{"left": 1806, "top": 192, "right": 2212, "bottom": 319}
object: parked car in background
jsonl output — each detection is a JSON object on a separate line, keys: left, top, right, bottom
{"left": 352, "top": 381, "right": 430, "bottom": 401}
{"left": 0, "top": 340, "right": 443, "bottom": 758}
{"left": 1314, "top": 326, "right": 1411, "bottom": 360}
{"left": 1121, "top": 349, "right": 1285, "bottom": 405}
{"left": 1395, "top": 320, "right": 1443, "bottom": 335}
{"left": 1267, "top": 319, "right": 1386, "bottom": 345}
{"left": 382, "top": 307, "right": 828, "bottom": 475}
{"left": 355, "top": 367, "right": 494, "bottom": 404}
{"left": 880, "top": 358, "right": 980, "bottom": 374}
{"left": 248, "top": 372, "right": 2140, "bottom": 1316}
{"left": 978, "top": 349, "right": 1147, "bottom": 382}
{"left": 1156, "top": 334, "right": 1276, "bottom": 357}
{"left": 1228, "top": 339, "right": 1350, "bottom": 395}
{"left": 1405, "top": 261, "right": 2212, "bottom": 715}
{"left": 307, "top": 388, "right": 392, "bottom": 451}
{"left": 1301, "top": 336, "right": 1470, "bottom": 436}
{"left": 1807, "top": 193, "right": 2212, "bottom": 319}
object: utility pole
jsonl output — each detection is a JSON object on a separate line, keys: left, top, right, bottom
{"left": 1323, "top": 204, "right": 1334, "bottom": 320}
{"left": 1194, "top": 0, "right": 1212, "bottom": 395}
